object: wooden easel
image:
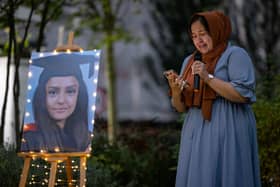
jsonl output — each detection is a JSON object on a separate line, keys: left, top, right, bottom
{"left": 18, "top": 32, "right": 90, "bottom": 187}
{"left": 18, "top": 152, "right": 89, "bottom": 187}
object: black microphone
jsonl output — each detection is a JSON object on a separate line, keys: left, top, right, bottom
{"left": 194, "top": 52, "right": 202, "bottom": 92}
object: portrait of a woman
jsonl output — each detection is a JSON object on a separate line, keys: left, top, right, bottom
{"left": 21, "top": 54, "right": 96, "bottom": 153}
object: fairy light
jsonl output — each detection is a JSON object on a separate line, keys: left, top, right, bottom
{"left": 91, "top": 105, "right": 96, "bottom": 111}
{"left": 25, "top": 112, "right": 30, "bottom": 117}
{"left": 93, "top": 78, "right": 98, "bottom": 84}
{"left": 25, "top": 158, "right": 82, "bottom": 186}
{"left": 28, "top": 71, "right": 32, "bottom": 78}
{"left": 27, "top": 85, "right": 32, "bottom": 90}
{"left": 54, "top": 147, "right": 60, "bottom": 152}
{"left": 95, "top": 64, "right": 99, "bottom": 71}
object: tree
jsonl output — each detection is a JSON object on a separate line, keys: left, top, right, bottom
{"left": 144, "top": 0, "right": 194, "bottom": 73}
{"left": 34, "top": 0, "right": 76, "bottom": 52}
{"left": 0, "top": 0, "right": 33, "bottom": 147}
{"left": 77, "top": 0, "right": 139, "bottom": 145}
{"left": 0, "top": 0, "right": 68, "bottom": 148}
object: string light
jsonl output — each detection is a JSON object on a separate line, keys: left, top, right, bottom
{"left": 27, "top": 85, "right": 32, "bottom": 90}
{"left": 28, "top": 71, "right": 32, "bottom": 78}
{"left": 25, "top": 158, "right": 84, "bottom": 186}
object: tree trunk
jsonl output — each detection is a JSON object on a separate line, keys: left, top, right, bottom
{"left": 106, "top": 39, "right": 117, "bottom": 145}
{"left": 103, "top": 0, "right": 117, "bottom": 145}
{"left": 36, "top": 0, "right": 50, "bottom": 52}
{"left": 0, "top": 3, "right": 15, "bottom": 146}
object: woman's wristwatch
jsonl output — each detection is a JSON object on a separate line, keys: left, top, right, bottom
{"left": 205, "top": 74, "right": 214, "bottom": 83}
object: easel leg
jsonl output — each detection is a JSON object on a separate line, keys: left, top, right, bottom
{"left": 80, "top": 156, "right": 87, "bottom": 187}
{"left": 19, "top": 157, "right": 31, "bottom": 187}
{"left": 48, "top": 161, "right": 58, "bottom": 187}
{"left": 65, "top": 158, "right": 73, "bottom": 187}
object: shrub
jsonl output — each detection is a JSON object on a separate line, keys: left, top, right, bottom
{"left": 253, "top": 99, "right": 280, "bottom": 186}
{"left": 0, "top": 146, "right": 22, "bottom": 187}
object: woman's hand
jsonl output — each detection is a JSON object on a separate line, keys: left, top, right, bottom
{"left": 164, "top": 70, "right": 188, "bottom": 95}
{"left": 191, "top": 60, "right": 209, "bottom": 82}
{"left": 164, "top": 69, "right": 188, "bottom": 112}
{"left": 192, "top": 60, "right": 248, "bottom": 103}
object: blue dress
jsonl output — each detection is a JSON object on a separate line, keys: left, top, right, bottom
{"left": 175, "top": 44, "right": 261, "bottom": 187}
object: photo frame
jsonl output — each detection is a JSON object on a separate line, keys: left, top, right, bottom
{"left": 20, "top": 50, "right": 101, "bottom": 153}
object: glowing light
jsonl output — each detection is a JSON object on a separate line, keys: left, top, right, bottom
{"left": 39, "top": 53, "right": 44, "bottom": 57}
{"left": 21, "top": 138, "right": 26, "bottom": 143}
{"left": 95, "top": 51, "right": 101, "bottom": 57}
{"left": 66, "top": 49, "right": 71, "bottom": 53}
{"left": 28, "top": 71, "right": 32, "bottom": 78}
{"left": 93, "top": 92, "right": 97, "bottom": 97}
{"left": 25, "top": 112, "right": 30, "bottom": 117}
{"left": 29, "top": 59, "right": 32, "bottom": 64}
{"left": 93, "top": 78, "right": 98, "bottom": 84}
{"left": 80, "top": 49, "right": 84, "bottom": 53}
{"left": 91, "top": 119, "right": 95, "bottom": 124}
{"left": 28, "top": 85, "right": 32, "bottom": 90}
{"left": 95, "top": 64, "right": 99, "bottom": 71}
{"left": 27, "top": 99, "right": 31, "bottom": 103}
{"left": 54, "top": 147, "right": 60, "bottom": 152}
{"left": 91, "top": 105, "right": 96, "bottom": 111}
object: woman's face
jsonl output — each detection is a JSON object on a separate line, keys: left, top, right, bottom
{"left": 191, "top": 20, "right": 213, "bottom": 54}
{"left": 45, "top": 76, "right": 79, "bottom": 125}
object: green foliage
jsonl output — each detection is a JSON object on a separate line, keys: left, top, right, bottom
{"left": 255, "top": 56, "right": 280, "bottom": 100}
{"left": 253, "top": 99, "right": 280, "bottom": 186}
{"left": 87, "top": 127, "right": 180, "bottom": 187}
{"left": 0, "top": 146, "right": 22, "bottom": 187}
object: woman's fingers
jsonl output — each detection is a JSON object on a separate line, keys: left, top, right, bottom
{"left": 191, "top": 61, "right": 206, "bottom": 75}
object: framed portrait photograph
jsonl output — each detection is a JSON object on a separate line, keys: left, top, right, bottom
{"left": 20, "top": 50, "right": 101, "bottom": 153}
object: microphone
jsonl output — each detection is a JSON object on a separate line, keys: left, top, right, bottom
{"left": 194, "top": 52, "right": 202, "bottom": 92}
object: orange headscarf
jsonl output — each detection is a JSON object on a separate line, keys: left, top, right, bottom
{"left": 181, "top": 11, "right": 232, "bottom": 121}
